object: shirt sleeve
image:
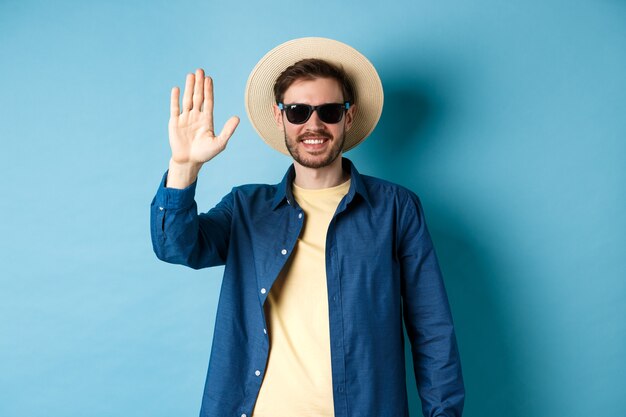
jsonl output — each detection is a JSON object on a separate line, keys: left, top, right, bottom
{"left": 397, "top": 190, "right": 465, "bottom": 417}
{"left": 150, "top": 170, "right": 233, "bottom": 269}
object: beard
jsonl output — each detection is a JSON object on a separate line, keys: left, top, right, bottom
{"left": 284, "top": 127, "right": 346, "bottom": 169}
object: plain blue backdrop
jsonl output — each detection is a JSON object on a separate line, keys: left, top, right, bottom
{"left": 1, "top": 0, "right": 624, "bottom": 416}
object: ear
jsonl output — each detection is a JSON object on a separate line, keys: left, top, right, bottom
{"left": 273, "top": 103, "right": 284, "bottom": 131}
{"left": 344, "top": 103, "right": 356, "bottom": 131}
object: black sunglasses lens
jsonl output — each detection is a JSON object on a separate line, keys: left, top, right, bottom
{"left": 285, "top": 105, "right": 311, "bottom": 124}
{"left": 284, "top": 104, "right": 345, "bottom": 124}
{"left": 317, "top": 104, "right": 344, "bottom": 123}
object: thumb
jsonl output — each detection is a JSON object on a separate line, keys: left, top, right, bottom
{"left": 217, "top": 116, "right": 240, "bottom": 146}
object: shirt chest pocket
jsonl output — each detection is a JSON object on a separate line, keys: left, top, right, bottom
{"left": 330, "top": 216, "right": 398, "bottom": 278}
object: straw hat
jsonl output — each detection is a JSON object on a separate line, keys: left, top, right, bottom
{"left": 245, "top": 37, "right": 384, "bottom": 156}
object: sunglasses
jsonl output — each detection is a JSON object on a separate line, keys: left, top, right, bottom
{"left": 278, "top": 102, "right": 351, "bottom": 124}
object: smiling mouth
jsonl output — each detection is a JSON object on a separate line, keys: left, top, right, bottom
{"left": 301, "top": 138, "right": 328, "bottom": 145}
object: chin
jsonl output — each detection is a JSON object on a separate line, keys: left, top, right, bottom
{"left": 285, "top": 136, "right": 345, "bottom": 169}
{"left": 291, "top": 148, "right": 342, "bottom": 169}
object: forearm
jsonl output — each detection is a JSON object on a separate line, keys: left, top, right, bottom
{"left": 409, "top": 310, "right": 464, "bottom": 416}
{"left": 150, "top": 171, "right": 231, "bottom": 269}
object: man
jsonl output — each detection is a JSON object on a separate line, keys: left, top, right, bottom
{"left": 151, "top": 37, "right": 464, "bottom": 417}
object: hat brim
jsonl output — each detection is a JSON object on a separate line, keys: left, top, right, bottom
{"left": 245, "top": 37, "right": 384, "bottom": 156}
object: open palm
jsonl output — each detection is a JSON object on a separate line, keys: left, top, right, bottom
{"left": 169, "top": 68, "right": 239, "bottom": 165}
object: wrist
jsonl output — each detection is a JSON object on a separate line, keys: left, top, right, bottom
{"left": 166, "top": 159, "right": 203, "bottom": 189}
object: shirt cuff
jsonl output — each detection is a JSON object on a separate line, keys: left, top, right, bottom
{"left": 153, "top": 170, "right": 198, "bottom": 210}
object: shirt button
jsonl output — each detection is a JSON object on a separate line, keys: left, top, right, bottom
{"left": 260, "top": 288, "right": 266, "bottom": 294}
{"left": 158, "top": 206, "right": 164, "bottom": 211}
{"left": 338, "top": 385, "right": 344, "bottom": 392}
{"left": 241, "top": 414, "right": 247, "bottom": 417}
{"left": 333, "top": 296, "right": 338, "bottom": 302}
{"left": 281, "top": 249, "right": 287, "bottom": 255}
{"left": 298, "top": 213, "right": 303, "bottom": 219}
{"left": 263, "top": 328, "right": 267, "bottom": 334}
{"left": 255, "top": 370, "right": 261, "bottom": 376}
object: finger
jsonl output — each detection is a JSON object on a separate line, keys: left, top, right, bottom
{"left": 170, "top": 87, "right": 180, "bottom": 118}
{"left": 217, "top": 116, "right": 240, "bottom": 146}
{"left": 193, "top": 68, "right": 204, "bottom": 111}
{"left": 203, "top": 76, "right": 214, "bottom": 130}
{"left": 182, "top": 73, "right": 194, "bottom": 112}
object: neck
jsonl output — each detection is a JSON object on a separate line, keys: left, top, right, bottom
{"left": 292, "top": 156, "right": 350, "bottom": 189}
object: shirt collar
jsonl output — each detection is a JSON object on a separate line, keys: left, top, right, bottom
{"left": 271, "top": 157, "right": 372, "bottom": 210}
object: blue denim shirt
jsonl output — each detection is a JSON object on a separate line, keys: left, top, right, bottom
{"left": 150, "top": 158, "right": 464, "bottom": 417}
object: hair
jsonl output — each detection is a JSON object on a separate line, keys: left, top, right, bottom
{"left": 273, "top": 58, "right": 355, "bottom": 105}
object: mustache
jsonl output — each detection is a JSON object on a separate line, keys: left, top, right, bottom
{"left": 297, "top": 130, "right": 332, "bottom": 141}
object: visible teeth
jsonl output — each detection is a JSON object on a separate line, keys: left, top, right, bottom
{"left": 303, "top": 139, "right": 325, "bottom": 144}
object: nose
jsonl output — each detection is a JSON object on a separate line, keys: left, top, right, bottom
{"left": 304, "top": 109, "right": 325, "bottom": 128}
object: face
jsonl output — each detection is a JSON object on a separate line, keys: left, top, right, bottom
{"left": 274, "top": 77, "right": 355, "bottom": 169}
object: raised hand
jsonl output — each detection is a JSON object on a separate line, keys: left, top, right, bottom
{"left": 166, "top": 68, "right": 239, "bottom": 188}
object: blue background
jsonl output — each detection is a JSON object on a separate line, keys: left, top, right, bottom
{"left": 1, "top": 0, "right": 624, "bottom": 416}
